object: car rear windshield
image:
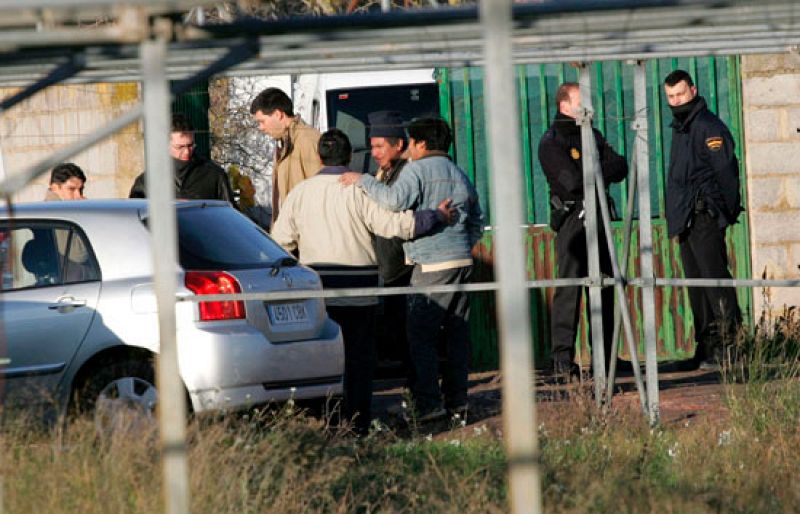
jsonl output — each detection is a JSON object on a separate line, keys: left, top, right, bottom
{"left": 176, "top": 204, "right": 292, "bottom": 270}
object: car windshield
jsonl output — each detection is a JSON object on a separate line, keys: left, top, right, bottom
{"left": 174, "top": 204, "right": 293, "bottom": 270}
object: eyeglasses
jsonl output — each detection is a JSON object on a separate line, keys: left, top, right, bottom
{"left": 171, "top": 143, "right": 195, "bottom": 152}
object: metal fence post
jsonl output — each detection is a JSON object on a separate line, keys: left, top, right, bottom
{"left": 578, "top": 65, "right": 607, "bottom": 403}
{"left": 141, "top": 38, "right": 190, "bottom": 514}
{"left": 633, "top": 60, "right": 660, "bottom": 425}
{"left": 480, "top": 1, "right": 542, "bottom": 513}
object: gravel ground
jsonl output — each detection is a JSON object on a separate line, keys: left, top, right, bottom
{"left": 371, "top": 365, "right": 728, "bottom": 438}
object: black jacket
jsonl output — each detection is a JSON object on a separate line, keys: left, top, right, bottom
{"left": 373, "top": 159, "right": 414, "bottom": 284}
{"left": 538, "top": 111, "right": 628, "bottom": 202}
{"left": 666, "top": 96, "right": 741, "bottom": 238}
{"left": 129, "top": 156, "right": 236, "bottom": 206}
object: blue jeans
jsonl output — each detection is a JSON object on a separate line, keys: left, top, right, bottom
{"left": 406, "top": 265, "right": 472, "bottom": 412}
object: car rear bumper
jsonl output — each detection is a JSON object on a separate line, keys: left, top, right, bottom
{"left": 190, "top": 379, "right": 343, "bottom": 413}
{"left": 178, "top": 318, "right": 344, "bottom": 412}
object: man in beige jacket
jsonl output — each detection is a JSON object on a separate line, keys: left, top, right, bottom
{"left": 271, "top": 129, "right": 453, "bottom": 435}
{"left": 250, "top": 87, "right": 321, "bottom": 225}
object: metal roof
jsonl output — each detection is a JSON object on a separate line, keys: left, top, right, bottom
{"left": 0, "top": 0, "right": 798, "bottom": 86}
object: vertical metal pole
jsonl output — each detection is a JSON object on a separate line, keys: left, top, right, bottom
{"left": 578, "top": 65, "right": 607, "bottom": 404}
{"left": 595, "top": 163, "right": 647, "bottom": 413}
{"left": 607, "top": 152, "right": 649, "bottom": 409}
{"left": 480, "top": 1, "right": 541, "bottom": 513}
{"left": 634, "top": 61, "right": 660, "bottom": 425}
{"left": 141, "top": 39, "right": 191, "bottom": 514}
{"left": 381, "top": 0, "right": 391, "bottom": 12}
{"left": 0, "top": 139, "right": 6, "bottom": 181}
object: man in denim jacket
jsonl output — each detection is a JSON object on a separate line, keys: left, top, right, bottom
{"left": 341, "top": 117, "right": 483, "bottom": 421}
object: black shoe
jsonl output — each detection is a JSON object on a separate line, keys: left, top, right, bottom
{"left": 698, "top": 359, "right": 721, "bottom": 372}
{"left": 416, "top": 406, "right": 447, "bottom": 422}
{"left": 446, "top": 404, "right": 468, "bottom": 420}
{"left": 552, "top": 360, "right": 580, "bottom": 384}
{"left": 697, "top": 344, "right": 726, "bottom": 372}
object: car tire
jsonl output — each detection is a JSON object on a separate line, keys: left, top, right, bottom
{"left": 73, "top": 358, "right": 158, "bottom": 434}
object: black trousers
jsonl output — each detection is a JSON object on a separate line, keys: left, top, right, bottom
{"left": 326, "top": 305, "right": 376, "bottom": 433}
{"left": 678, "top": 213, "right": 741, "bottom": 358}
{"left": 551, "top": 210, "right": 615, "bottom": 368}
{"left": 406, "top": 265, "right": 472, "bottom": 412}
{"left": 380, "top": 269, "right": 413, "bottom": 379}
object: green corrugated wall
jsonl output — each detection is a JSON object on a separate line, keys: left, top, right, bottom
{"left": 172, "top": 82, "right": 211, "bottom": 159}
{"left": 437, "top": 57, "right": 752, "bottom": 370}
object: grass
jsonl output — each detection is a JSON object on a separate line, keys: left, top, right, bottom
{"left": 2, "top": 310, "right": 799, "bottom": 513}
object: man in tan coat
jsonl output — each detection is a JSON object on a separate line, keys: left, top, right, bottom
{"left": 271, "top": 129, "right": 453, "bottom": 435}
{"left": 250, "top": 87, "right": 321, "bottom": 225}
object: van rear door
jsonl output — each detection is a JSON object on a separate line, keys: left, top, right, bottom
{"left": 326, "top": 82, "right": 439, "bottom": 174}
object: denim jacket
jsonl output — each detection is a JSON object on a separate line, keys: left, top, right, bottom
{"left": 359, "top": 153, "right": 483, "bottom": 265}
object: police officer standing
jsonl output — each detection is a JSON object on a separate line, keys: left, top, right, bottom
{"left": 538, "top": 82, "right": 628, "bottom": 378}
{"left": 663, "top": 70, "right": 742, "bottom": 369}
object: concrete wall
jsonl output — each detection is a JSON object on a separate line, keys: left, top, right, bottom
{"left": 741, "top": 54, "right": 800, "bottom": 313}
{"left": 0, "top": 83, "right": 143, "bottom": 202}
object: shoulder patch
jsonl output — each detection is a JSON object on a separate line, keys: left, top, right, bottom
{"left": 706, "top": 136, "right": 723, "bottom": 152}
{"left": 570, "top": 147, "right": 581, "bottom": 160}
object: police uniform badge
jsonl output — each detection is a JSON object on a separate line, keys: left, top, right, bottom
{"left": 570, "top": 147, "right": 580, "bottom": 160}
{"left": 705, "top": 136, "right": 723, "bottom": 152}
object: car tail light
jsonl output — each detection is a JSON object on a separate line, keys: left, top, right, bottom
{"left": 185, "top": 271, "right": 246, "bottom": 321}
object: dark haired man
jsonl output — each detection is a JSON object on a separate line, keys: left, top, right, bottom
{"left": 341, "top": 117, "right": 483, "bottom": 421}
{"left": 129, "top": 113, "right": 235, "bottom": 204}
{"left": 663, "top": 69, "right": 742, "bottom": 369}
{"left": 46, "top": 162, "right": 86, "bottom": 201}
{"left": 45, "top": 162, "right": 91, "bottom": 278}
{"left": 271, "top": 128, "right": 454, "bottom": 434}
{"left": 250, "top": 87, "right": 321, "bottom": 224}
{"left": 538, "top": 82, "right": 628, "bottom": 380}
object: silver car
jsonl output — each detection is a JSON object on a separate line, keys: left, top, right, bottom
{"left": 0, "top": 200, "right": 343, "bottom": 420}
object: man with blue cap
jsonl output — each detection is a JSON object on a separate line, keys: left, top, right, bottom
{"left": 368, "top": 110, "right": 415, "bottom": 381}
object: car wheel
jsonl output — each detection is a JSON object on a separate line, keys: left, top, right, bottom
{"left": 76, "top": 358, "right": 157, "bottom": 435}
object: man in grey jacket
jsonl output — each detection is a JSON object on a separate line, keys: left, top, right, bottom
{"left": 341, "top": 117, "right": 483, "bottom": 421}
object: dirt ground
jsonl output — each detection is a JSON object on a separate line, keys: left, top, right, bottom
{"left": 372, "top": 364, "right": 728, "bottom": 437}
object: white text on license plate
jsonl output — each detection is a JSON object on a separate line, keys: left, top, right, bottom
{"left": 268, "top": 302, "right": 308, "bottom": 325}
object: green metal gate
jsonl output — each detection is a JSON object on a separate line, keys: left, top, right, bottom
{"left": 172, "top": 81, "right": 211, "bottom": 160}
{"left": 437, "top": 57, "right": 752, "bottom": 370}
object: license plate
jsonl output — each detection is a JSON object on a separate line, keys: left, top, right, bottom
{"left": 268, "top": 302, "right": 309, "bottom": 325}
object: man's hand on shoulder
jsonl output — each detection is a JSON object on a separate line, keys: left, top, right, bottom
{"left": 339, "top": 172, "right": 362, "bottom": 186}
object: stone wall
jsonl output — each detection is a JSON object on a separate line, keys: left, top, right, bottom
{"left": 741, "top": 54, "right": 800, "bottom": 313}
{"left": 0, "top": 83, "right": 143, "bottom": 202}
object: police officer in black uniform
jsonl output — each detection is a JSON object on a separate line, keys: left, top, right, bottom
{"left": 663, "top": 70, "right": 742, "bottom": 369}
{"left": 538, "top": 82, "right": 628, "bottom": 377}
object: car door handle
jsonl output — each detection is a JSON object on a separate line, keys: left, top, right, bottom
{"left": 48, "top": 296, "right": 88, "bottom": 312}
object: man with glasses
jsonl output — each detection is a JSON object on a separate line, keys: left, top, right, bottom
{"left": 129, "top": 113, "right": 236, "bottom": 204}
